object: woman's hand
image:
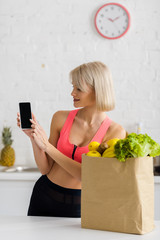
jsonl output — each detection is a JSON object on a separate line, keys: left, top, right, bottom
{"left": 17, "top": 112, "right": 37, "bottom": 139}
{"left": 30, "top": 119, "right": 49, "bottom": 151}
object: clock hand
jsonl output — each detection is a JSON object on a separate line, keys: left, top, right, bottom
{"left": 108, "top": 18, "right": 114, "bottom": 22}
{"left": 113, "top": 16, "right": 120, "bottom": 22}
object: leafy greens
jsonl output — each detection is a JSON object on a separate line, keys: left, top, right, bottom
{"left": 114, "top": 133, "right": 160, "bottom": 162}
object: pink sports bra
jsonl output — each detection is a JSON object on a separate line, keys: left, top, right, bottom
{"left": 57, "top": 109, "right": 112, "bottom": 163}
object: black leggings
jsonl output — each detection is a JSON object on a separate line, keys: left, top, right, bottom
{"left": 28, "top": 175, "right": 81, "bottom": 217}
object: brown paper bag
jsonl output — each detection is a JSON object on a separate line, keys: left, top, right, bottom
{"left": 81, "top": 155, "right": 155, "bottom": 234}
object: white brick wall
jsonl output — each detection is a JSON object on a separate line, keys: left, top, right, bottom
{"left": 0, "top": 0, "right": 160, "bottom": 166}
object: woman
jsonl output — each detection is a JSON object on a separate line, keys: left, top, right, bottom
{"left": 17, "top": 61, "right": 126, "bottom": 217}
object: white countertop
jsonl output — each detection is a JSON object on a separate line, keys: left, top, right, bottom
{"left": 0, "top": 165, "right": 160, "bottom": 182}
{"left": 0, "top": 216, "right": 159, "bottom": 240}
{"left": 0, "top": 166, "right": 41, "bottom": 181}
{"left": 0, "top": 169, "right": 160, "bottom": 182}
{"left": 0, "top": 171, "right": 41, "bottom": 181}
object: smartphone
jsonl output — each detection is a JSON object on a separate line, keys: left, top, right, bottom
{"left": 19, "top": 102, "right": 32, "bottom": 129}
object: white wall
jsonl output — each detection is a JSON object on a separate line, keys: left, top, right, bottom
{"left": 0, "top": 0, "right": 160, "bottom": 166}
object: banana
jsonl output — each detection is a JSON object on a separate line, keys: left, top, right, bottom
{"left": 102, "top": 145, "right": 116, "bottom": 157}
{"left": 102, "top": 141, "right": 118, "bottom": 158}
{"left": 102, "top": 152, "right": 115, "bottom": 158}
{"left": 107, "top": 138, "right": 119, "bottom": 147}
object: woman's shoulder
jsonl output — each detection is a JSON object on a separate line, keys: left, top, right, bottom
{"left": 53, "top": 110, "right": 71, "bottom": 118}
{"left": 103, "top": 120, "right": 127, "bottom": 142}
{"left": 50, "top": 110, "right": 71, "bottom": 132}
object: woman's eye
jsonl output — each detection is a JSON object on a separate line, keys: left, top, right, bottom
{"left": 72, "top": 85, "right": 81, "bottom": 92}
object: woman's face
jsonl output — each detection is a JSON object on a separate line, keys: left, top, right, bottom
{"left": 71, "top": 83, "right": 96, "bottom": 108}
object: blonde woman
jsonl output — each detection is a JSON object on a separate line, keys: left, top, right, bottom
{"left": 17, "top": 61, "right": 126, "bottom": 217}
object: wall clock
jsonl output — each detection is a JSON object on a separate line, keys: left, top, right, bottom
{"left": 95, "top": 3, "right": 130, "bottom": 39}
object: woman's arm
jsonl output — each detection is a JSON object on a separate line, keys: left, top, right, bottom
{"left": 31, "top": 131, "right": 81, "bottom": 181}
{"left": 102, "top": 121, "right": 127, "bottom": 143}
{"left": 30, "top": 138, "right": 54, "bottom": 175}
{"left": 17, "top": 112, "right": 52, "bottom": 175}
{"left": 31, "top": 111, "right": 67, "bottom": 175}
{"left": 46, "top": 143, "right": 81, "bottom": 181}
{"left": 30, "top": 114, "right": 82, "bottom": 181}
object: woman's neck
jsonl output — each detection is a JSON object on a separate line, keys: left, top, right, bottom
{"left": 77, "top": 106, "right": 107, "bottom": 126}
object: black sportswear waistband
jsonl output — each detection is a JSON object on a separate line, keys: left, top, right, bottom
{"left": 42, "top": 175, "right": 81, "bottom": 195}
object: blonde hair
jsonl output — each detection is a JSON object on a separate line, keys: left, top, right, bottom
{"left": 69, "top": 61, "right": 115, "bottom": 111}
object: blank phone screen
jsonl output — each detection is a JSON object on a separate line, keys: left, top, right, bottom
{"left": 19, "top": 102, "right": 32, "bottom": 129}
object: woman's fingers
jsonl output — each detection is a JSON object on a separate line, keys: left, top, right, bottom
{"left": 31, "top": 124, "right": 35, "bottom": 129}
{"left": 30, "top": 119, "right": 42, "bottom": 131}
{"left": 17, "top": 113, "right": 20, "bottom": 120}
{"left": 23, "top": 129, "right": 32, "bottom": 134}
{"left": 31, "top": 113, "right": 39, "bottom": 125}
{"left": 32, "top": 126, "right": 42, "bottom": 137}
{"left": 17, "top": 117, "right": 20, "bottom": 122}
{"left": 17, "top": 112, "right": 39, "bottom": 129}
{"left": 31, "top": 132, "right": 36, "bottom": 138}
{"left": 33, "top": 128, "right": 38, "bottom": 135}
{"left": 30, "top": 119, "right": 36, "bottom": 125}
{"left": 31, "top": 123, "right": 40, "bottom": 130}
{"left": 17, "top": 113, "right": 21, "bottom": 127}
{"left": 32, "top": 113, "right": 37, "bottom": 122}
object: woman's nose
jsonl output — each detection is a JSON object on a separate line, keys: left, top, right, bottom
{"left": 71, "top": 89, "right": 76, "bottom": 96}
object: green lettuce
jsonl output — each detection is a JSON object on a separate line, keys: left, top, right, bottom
{"left": 114, "top": 133, "right": 160, "bottom": 162}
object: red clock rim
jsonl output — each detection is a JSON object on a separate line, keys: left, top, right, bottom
{"left": 94, "top": 2, "right": 131, "bottom": 39}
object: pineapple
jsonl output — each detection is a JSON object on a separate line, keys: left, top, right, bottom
{"left": 0, "top": 127, "right": 15, "bottom": 166}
